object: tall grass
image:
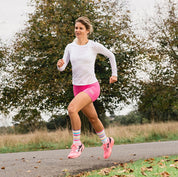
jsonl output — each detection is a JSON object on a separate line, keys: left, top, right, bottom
{"left": 0, "top": 121, "right": 178, "bottom": 153}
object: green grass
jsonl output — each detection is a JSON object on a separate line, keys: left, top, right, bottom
{"left": 0, "top": 122, "right": 178, "bottom": 153}
{"left": 0, "top": 143, "right": 60, "bottom": 153}
{"left": 69, "top": 155, "right": 178, "bottom": 177}
{"left": 1, "top": 133, "right": 178, "bottom": 154}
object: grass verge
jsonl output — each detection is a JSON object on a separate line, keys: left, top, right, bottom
{"left": 69, "top": 155, "right": 178, "bottom": 177}
{"left": 0, "top": 121, "right": 178, "bottom": 153}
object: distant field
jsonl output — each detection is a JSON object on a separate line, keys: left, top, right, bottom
{"left": 0, "top": 121, "right": 178, "bottom": 153}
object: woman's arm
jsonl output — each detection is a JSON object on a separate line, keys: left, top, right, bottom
{"left": 57, "top": 44, "right": 70, "bottom": 71}
{"left": 94, "top": 42, "right": 118, "bottom": 83}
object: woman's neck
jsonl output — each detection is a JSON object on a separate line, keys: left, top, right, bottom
{"left": 76, "top": 38, "right": 89, "bottom": 45}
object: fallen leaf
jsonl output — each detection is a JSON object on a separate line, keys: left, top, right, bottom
{"left": 113, "top": 162, "right": 119, "bottom": 165}
{"left": 120, "top": 163, "right": 124, "bottom": 167}
{"left": 131, "top": 153, "right": 136, "bottom": 156}
{"left": 145, "top": 158, "right": 154, "bottom": 162}
{"left": 74, "top": 172, "right": 90, "bottom": 177}
{"left": 98, "top": 168, "right": 111, "bottom": 175}
{"left": 160, "top": 171, "right": 170, "bottom": 177}
{"left": 141, "top": 167, "right": 147, "bottom": 176}
{"left": 126, "top": 168, "right": 134, "bottom": 173}
{"left": 34, "top": 166, "right": 38, "bottom": 169}
{"left": 141, "top": 171, "right": 147, "bottom": 176}
{"left": 163, "top": 156, "right": 169, "bottom": 159}
{"left": 119, "top": 163, "right": 127, "bottom": 168}
{"left": 158, "top": 162, "right": 166, "bottom": 168}
{"left": 21, "top": 158, "right": 26, "bottom": 162}
{"left": 111, "top": 166, "right": 116, "bottom": 169}
{"left": 26, "top": 170, "right": 31, "bottom": 173}
{"left": 62, "top": 169, "right": 68, "bottom": 172}
{"left": 117, "top": 169, "right": 126, "bottom": 173}
{"left": 146, "top": 166, "right": 153, "bottom": 172}
{"left": 37, "top": 160, "right": 41, "bottom": 163}
{"left": 1, "top": 167, "right": 5, "bottom": 170}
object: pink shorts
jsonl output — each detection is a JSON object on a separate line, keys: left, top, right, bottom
{"left": 73, "top": 82, "right": 100, "bottom": 102}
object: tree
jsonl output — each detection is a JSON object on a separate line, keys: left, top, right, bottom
{"left": 46, "top": 114, "right": 70, "bottom": 130}
{"left": 137, "top": 0, "right": 178, "bottom": 122}
{"left": 0, "top": 40, "right": 9, "bottom": 113}
{"left": 13, "top": 108, "right": 45, "bottom": 133}
{"left": 143, "top": 0, "right": 177, "bottom": 86}
{"left": 138, "top": 82, "right": 177, "bottom": 122}
{"left": 1, "top": 0, "right": 140, "bottom": 130}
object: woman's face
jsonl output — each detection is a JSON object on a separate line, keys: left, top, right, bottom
{"left": 75, "top": 22, "right": 89, "bottom": 39}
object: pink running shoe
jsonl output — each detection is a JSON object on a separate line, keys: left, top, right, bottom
{"left": 68, "top": 143, "right": 84, "bottom": 159}
{"left": 102, "top": 137, "right": 114, "bottom": 159}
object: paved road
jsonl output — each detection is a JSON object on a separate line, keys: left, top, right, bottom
{"left": 0, "top": 141, "right": 178, "bottom": 177}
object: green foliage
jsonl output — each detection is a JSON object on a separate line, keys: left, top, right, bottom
{"left": 46, "top": 114, "right": 70, "bottom": 130}
{"left": 13, "top": 109, "right": 46, "bottom": 133}
{"left": 136, "top": 0, "right": 178, "bottom": 122}
{"left": 0, "top": 41, "right": 9, "bottom": 113}
{"left": 138, "top": 82, "right": 178, "bottom": 122}
{"left": 112, "top": 111, "right": 146, "bottom": 126}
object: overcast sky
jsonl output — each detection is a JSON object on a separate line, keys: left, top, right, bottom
{"left": 0, "top": 0, "right": 160, "bottom": 44}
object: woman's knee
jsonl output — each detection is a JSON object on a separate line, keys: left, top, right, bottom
{"left": 67, "top": 104, "right": 77, "bottom": 115}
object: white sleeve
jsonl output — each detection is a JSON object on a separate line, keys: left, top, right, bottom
{"left": 57, "top": 44, "right": 70, "bottom": 72}
{"left": 94, "top": 42, "right": 118, "bottom": 77}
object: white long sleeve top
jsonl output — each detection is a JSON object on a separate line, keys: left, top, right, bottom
{"left": 57, "top": 40, "right": 117, "bottom": 85}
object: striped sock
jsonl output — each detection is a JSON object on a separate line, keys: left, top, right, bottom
{"left": 72, "top": 129, "right": 81, "bottom": 144}
{"left": 96, "top": 129, "right": 108, "bottom": 144}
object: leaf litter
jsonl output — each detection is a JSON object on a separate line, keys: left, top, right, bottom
{"left": 66, "top": 155, "right": 178, "bottom": 177}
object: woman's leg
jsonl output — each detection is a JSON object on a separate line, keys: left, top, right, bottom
{"left": 81, "top": 103, "right": 114, "bottom": 159}
{"left": 81, "top": 102, "right": 104, "bottom": 132}
{"left": 81, "top": 103, "right": 107, "bottom": 144}
{"left": 67, "top": 92, "right": 92, "bottom": 130}
{"left": 67, "top": 92, "right": 92, "bottom": 159}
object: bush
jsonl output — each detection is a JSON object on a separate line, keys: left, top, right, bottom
{"left": 46, "top": 114, "right": 70, "bottom": 130}
{"left": 112, "top": 111, "right": 147, "bottom": 125}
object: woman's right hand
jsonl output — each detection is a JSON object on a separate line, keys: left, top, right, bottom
{"left": 57, "top": 59, "right": 64, "bottom": 68}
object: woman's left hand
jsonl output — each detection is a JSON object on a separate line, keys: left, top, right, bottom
{"left": 109, "top": 76, "right": 117, "bottom": 84}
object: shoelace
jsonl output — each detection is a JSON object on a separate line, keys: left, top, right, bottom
{"left": 70, "top": 144, "right": 78, "bottom": 152}
{"left": 71, "top": 144, "right": 82, "bottom": 152}
{"left": 105, "top": 138, "right": 111, "bottom": 149}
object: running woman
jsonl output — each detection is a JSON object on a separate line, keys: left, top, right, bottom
{"left": 57, "top": 16, "right": 117, "bottom": 159}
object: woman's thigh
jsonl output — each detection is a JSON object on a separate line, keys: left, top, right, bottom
{"left": 68, "top": 92, "right": 92, "bottom": 113}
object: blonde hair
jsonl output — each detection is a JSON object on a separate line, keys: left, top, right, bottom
{"left": 75, "top": 16, "right": 93, "bottom": 35}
